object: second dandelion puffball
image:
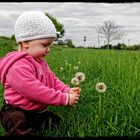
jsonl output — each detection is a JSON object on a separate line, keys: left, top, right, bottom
{"left": 75, "top": 72, "right": 85, "bottom": 82}
{"left": 71, "top": 77, "right": 80, "bottom": 86}
{"left": 95, "top": 82, "right": 107, "bottom": 93}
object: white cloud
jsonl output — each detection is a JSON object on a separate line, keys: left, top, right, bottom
{"left": 0, "top": 2, "right": 140, "bottom": 46}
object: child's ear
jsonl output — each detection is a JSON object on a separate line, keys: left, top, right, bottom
{"left": 22, "top": 41, "right": 29, "bottom": 49}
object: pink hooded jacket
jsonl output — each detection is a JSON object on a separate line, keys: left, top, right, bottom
{"left": 0, "top": 51, "right": 70, "bottom": 111}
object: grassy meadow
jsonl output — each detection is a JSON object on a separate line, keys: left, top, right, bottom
{"left": 0, "top": 45, "right": 140, "bottom": 137}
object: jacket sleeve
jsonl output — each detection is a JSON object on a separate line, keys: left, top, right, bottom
{"left": 7, "top": 65, "right": 69, "bottom": 106}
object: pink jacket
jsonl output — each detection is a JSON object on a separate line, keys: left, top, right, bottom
{"left": 0, "top": 51, "right": 70, "bottom": 111}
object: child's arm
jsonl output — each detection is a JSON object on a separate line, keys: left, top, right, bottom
{"left": 44, "top": 61, "right": 81, "bottom": 95}
{"left": 51, "top": 72, "right": 81, "bottom": 94}
{"left": 8, "top": 65, "right": 69, "bottom": 106}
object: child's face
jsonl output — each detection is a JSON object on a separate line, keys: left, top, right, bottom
{"left": 23, "top": 37, "right": 55, "bottom": 60}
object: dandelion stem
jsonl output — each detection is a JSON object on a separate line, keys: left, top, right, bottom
{"left": 98, "top": 93, "right": 102, "bottom": 119}
{"left": 96, "top": 93, "right": 104, "bottom": 124}
{"left": 76, "top": 83, "right": 81, "bottom": 94}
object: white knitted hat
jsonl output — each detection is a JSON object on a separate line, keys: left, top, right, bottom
{"left": 15, "top": 11, "right": 57, "bottom": 43}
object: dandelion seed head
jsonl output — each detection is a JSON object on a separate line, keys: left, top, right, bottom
{"left": 95, "top": 82, "right": 107, "bottom": 93}
{"left": 71, "top": 77, "right": 80, "bottom": 86}
{"left": 74, "top": 66, "right": 79, "bottom": 70}
{"left": 78, "top": 61, "right": 81, "bottom": 64}
{"left": 60, "top": 67, "right": 64, "bottom": 70}
{"left": 75, "top": 72, "right": 85, "bottom": 82}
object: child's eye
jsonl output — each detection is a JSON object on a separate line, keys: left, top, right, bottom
{"left": 42, "top": 43, "right": 52, "bottom": 48}
{"left": 43, "top": 45, "right": 48, "bottom": 48}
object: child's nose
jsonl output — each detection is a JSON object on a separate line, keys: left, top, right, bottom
{"left": 46, "top": 48, "right": 50, "bottom": 53}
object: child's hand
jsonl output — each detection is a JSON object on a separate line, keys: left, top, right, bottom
{"left": 68, "top": 93, "right": 80, "bottom": 108}
{"left": 68, "top": 87, "right": 81, "bottom": 94}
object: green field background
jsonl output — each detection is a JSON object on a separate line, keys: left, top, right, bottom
{"left": 0, "top": 45, "right": 140, "bottom": 137}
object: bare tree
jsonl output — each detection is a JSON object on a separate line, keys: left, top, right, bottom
{"left": 97, "top": 20, "right": 125, "bottom": 49}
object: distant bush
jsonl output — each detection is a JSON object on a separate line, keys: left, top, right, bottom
{"left": 64, "top": 39, "right": 75, "bottom": 48}
{"left": 114, "top": 43, "right": 127, "bottom": 50}
{"left": 100, "top": 44, "right": 113, "bottom": 49}
{"left": 57, "top": 39, "right": 65, "bottom": 45}
{"left": 100, "top": 43, "right": 140, "bottom": 51}
{"left": 126, "top": 44, "right": 140, "bottom": 50}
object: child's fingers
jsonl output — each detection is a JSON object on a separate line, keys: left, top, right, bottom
{"left": 74, "top": 87, "right": 81, "bottom": 94}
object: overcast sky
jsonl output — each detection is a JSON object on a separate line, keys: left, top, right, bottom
{"left": 0, "top": 2, "right": 140, "bottom": 47}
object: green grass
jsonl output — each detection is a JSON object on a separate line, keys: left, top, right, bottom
{"left": 1, "top": 45, "right": 140, "bottom": 137}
